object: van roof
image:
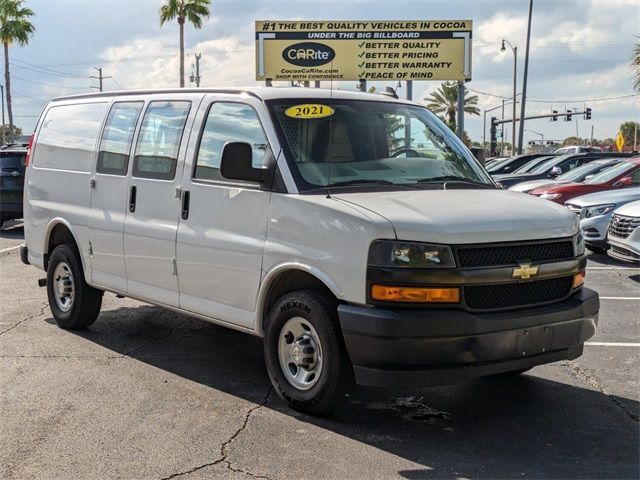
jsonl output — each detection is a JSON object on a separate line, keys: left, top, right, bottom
{"left": 52, "top": 87, "right": 417, "bottom": 105}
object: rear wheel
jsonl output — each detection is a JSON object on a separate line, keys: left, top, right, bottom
{"left": 264, "top": 290, "right": 354, "bottom": 414}
{"left": 46, "top": 244, "right": 102, "bottom": 329}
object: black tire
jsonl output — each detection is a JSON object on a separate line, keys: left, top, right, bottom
{"left": 264, "top": 290, "right": 354, "bottom": 414}
{"left": 586, "top": 244, "right": 608, "bottom": 254}
{"left": 46, "top": 244, "right": 102, "bottom": 330}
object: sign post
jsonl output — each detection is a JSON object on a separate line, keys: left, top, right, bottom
{"left": 255, "top": 20, "right": 472, "bottom": 83}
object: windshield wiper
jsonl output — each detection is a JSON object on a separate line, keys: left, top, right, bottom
{"left": 415, "top": 176, "right": 495, "bottom": 188}
{"left": 326, "top": 179, "right": 399, "bottom": 187}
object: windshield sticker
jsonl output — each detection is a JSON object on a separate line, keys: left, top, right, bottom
{"left": 285, "top": 104, "right": 335, "bottom": 119}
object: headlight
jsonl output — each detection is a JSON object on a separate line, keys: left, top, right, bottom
{"left": 583, "top": 204, "right": 616, "bottom": 218}
{"left": 368, "top": 240, "right": 455, "bottom": 268}
{"left": 573, "top": 231, "right": 585, "bottom": 256}
{"left": 539, "top": 193, "right": 561, "bottom": 200}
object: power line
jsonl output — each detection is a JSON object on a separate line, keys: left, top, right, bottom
{"left": 11, "top": 58, "right": 86, "bottom": 79}
{"left": 12, "top": 75, "right": 89, "bottom": 90}
{"left": 110, "top": 77, "right": 125, "bottom": 89}
{"left": 468, "top": 88, "right": 636, "bottom": 103}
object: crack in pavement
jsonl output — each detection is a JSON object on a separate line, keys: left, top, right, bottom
{"left": 564, "top": 360, "right": 639, "bottom": 423}
{"left": 0, "top": 301, "right": 48, "bottom": 337}
{"left": 158, "top": 386, "right": 274, "bottom": 480}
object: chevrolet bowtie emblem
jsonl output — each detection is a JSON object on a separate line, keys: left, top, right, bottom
{"left": 512, "top": 263, "right": 539, "bottom": 280}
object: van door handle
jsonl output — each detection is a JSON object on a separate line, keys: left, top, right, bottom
{"left": 129, "top": 185, "right": 137, "bottom": 213}
{"left": 181, "top": 190, "right": 190, "bottom": 220}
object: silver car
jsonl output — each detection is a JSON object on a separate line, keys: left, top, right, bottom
{"left": 565, "top": 187, "right": 640, "bottom": 253}
{"left": 607, "top": 200, "right": 640, "bottom": 263}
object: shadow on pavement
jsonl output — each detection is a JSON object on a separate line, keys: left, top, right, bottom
{"left": 59, "top": 305, "right": 639, "bottom": 479}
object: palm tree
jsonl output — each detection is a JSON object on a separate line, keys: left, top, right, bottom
{"left": 0, "top": 0, "right": 34, "bottom": 143}
{"left": 159, "top": 0, "right": 211, "bottom": 88}
{"left": 424, "top": 81, "right": 480, "bottom": 132}
{"left": 632, "top": 37, "right": 639, "bottom": 94}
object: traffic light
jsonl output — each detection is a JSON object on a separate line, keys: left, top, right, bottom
{"left": 551, "top": 109, "right": 558, "bottom": 121}
{"left": 565, "top": 109, "right": 572, "bottom": 122}
{"left": 584, "top": 107, "right": 592, "bottom": 120}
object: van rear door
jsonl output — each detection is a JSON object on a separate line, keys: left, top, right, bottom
{"left": 123, "top": 96, "right": 199, "bottom": 306}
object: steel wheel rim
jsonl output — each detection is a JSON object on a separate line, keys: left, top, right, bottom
{"left": 53, "top": 262, "right": 75, "bottom": 313}
{"left": 277, "top": 316, "right": 323, "bottom": 391}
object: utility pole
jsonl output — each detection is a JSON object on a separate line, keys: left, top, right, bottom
{"left": 90, "top": 67, "right": 111, "bottom": 92}
{"left": 456, "top": 80, "right": 464, "bottom": 140}
{"left": 190, "top": 53, "right": 202, "bottom": 87}
{"left": 517, "top": 0, "right": 534, "bottom": 154}
{"left": 0, "top": 84, "right": 4, "bottom": 145}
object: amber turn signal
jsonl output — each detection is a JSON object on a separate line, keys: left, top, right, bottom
{"left": 371, "top": 285, "right": 460, "bottom": 303}
{"left": 573, "top": 271, "right": 585, "bottom": 288}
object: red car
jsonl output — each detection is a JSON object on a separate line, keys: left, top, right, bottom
{"left": 530, "top": 157, "right": 640, "bottom": 204}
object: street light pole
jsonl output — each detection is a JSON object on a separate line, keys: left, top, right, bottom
{"left": 517, "top": 0, "right": 534, "bottom": 154}
{"left": 502, "top": 39, "right": 517, "bottom": 155}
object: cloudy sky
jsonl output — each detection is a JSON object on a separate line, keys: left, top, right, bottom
{"left": 9, "top": 0, "right": 639, "bottom": 144}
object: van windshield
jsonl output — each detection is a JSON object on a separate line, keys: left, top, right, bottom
{"left": 268, "top": 99, "right": 493, "bottom": 191}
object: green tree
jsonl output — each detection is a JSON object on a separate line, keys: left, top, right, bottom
{"left": 0, "top": 123, "right": 21, "bottom": 143}
{"left": 619, "top": 121, "right": 639, "bottom": 147}
{"left": 424, "top": 81, "right": 480, "bottom": 132}
{"left": 632, "top": 37, "right": 640, "bottom": 94}
{"left": 562, "top": 136, "right": 583, "bottom": 146}
{"left": 159, "top": 0, "right": 211, "bottom": 88}
{"left": 0, "top": 0, "right": 34, "bottom": 143}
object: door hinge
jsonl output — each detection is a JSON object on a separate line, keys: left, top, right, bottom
{"left": 90, "top": 178, "right": 96, "bottom": 188}
{"left": 172, "top": 257, "right": 177, "bottom": 276}
{"left": 88, "top": 242, "right": 93, "bottom": 256}
{"left": 174, "top": 187, "right": 182, "bottom": 199}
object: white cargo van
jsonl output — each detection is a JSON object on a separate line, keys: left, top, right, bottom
{"left": 21, "top": 88, "right": 599, "bottom": 413}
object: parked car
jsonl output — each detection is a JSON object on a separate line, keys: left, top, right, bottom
{"left": 509, "top": 158, "right": 626, "bottom": 194}
{"left": 487, "top": 153, "right": 556, "bottom": 175}
{"left": 484, "top": 156, "right": 507, "bottom": 167}
{"left": 0, "top": 143, "right": 28, "bottom": 226}
{"left": 531, "top": 157, "right": 640, "bottom": 204}
{"left": 494, "top": 152, "right": 634, "bottom": 190}
{"left": 607, "top": 200, "right": 640, "bottom": 263}
{"left": 565, "top": 187, "right": 640, "bottom": 253}
{"left": 21, "top": 87, "right": 598, "bottom": 414}
{"left": 555, "top": 146, "right": 603, "bottom": 154}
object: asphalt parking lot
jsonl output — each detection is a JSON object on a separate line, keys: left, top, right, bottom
{"left": 1, "top": 220, "right": 638, "bottom": 480}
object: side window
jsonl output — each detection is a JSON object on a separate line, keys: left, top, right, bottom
{"left": 193, "top": 103, "right": 268, "bottom": 181}
{"left": 97, "top": 102, "right": 143, "bottom": 175}
{"left": 34, "top": 103, "right": 108, "bottom": 172}
{"left": 630, "top": 169, "right": 640, "bottom": 185}
{"left": 133, "top": 101, "right": 191, "bottom": 180}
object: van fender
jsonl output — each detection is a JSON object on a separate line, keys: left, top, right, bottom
{"left": 43, "top": 217, "right": 88, "bottom": 275}
{"left": 255, "top": 262, "right": 344, "bottom": 337}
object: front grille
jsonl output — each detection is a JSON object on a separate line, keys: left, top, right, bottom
{"left": 608, "top": 214, "right": 640, "bottom": 239}
{"left": 464, "top": 276, "right": 574, "bottom": 311}
{"left": 455, "top": 240, "right": 574, "bottom": 268}
{"left": 610, "top": 245, "right": 640, "bottom": 260}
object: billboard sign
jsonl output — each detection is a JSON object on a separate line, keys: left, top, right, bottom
{"left": 255, "top": 20, "right": 472, "bottom": 82}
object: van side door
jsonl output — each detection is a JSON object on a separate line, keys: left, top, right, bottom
{"left": 176, "top": 97, "right": 273, "bottom": 328}
{"left": 89, "top": 101, "right": 144, "bottom": 291}
{"left": 123, "top": 96, "right": 200, "bottom": 306}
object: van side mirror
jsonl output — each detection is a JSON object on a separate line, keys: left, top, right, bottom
{"left": 615, "top": 176, "right": 633, "bottom": 187}
{"left": 548, "top": 166, "right": 562, "bottom": 178}
{"left": 220, "top": 142, "right": 267, "bottom": 183}
{"left": 470, "top": 147, "right": 485, "bottom": 166}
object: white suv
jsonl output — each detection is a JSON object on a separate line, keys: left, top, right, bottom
{"left": 21, "top": 88, "right": 598, "bottom": 413}
{"left": 607, "top": 200, "right": 640, "bottom": 263}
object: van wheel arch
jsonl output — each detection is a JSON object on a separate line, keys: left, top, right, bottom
{"left": 261, "top": 269, "right": 338, "bottom": 335}
{"left": 45, "top": 223, "right": 80, "bottom": 270}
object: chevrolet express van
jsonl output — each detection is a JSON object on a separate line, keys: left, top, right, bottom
{"left": 21, "top": 88, "right": 599, "bottom": 413}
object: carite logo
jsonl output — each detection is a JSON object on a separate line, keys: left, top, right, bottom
{"left": 282, "top": 42, "right": 336, "bottom": 67}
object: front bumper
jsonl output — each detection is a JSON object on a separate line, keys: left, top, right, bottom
{"left": 580, "top": 214, "right": 612, "bottom": 245}
{"left": 338, "top": 288, "right": 599, "bottom": 387}
{"left": 607, "top": 237, "right": 640, "bottom": 263}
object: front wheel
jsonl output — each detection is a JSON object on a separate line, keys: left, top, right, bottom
{"left": 47, "top": 244, "right": 102, "bottom": 329}
{"left": 264, "top": 290, "right": 354, "bottom": 414}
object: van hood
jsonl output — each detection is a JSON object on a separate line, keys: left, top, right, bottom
{"left": 332, "top": 189, "right": 578, "bottom": 244}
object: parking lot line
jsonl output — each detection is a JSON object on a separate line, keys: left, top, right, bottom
{"left": 588, "top": 266, "right": 640, "bottom": 270}
{"left": 586, "top": 342, "right": 640, "bottom": 347}
{"left": 0, "top": 245, "right": 20, "bottom": 254}
{"left": 599, "top": 296, "right": 640, "bottom": 300}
